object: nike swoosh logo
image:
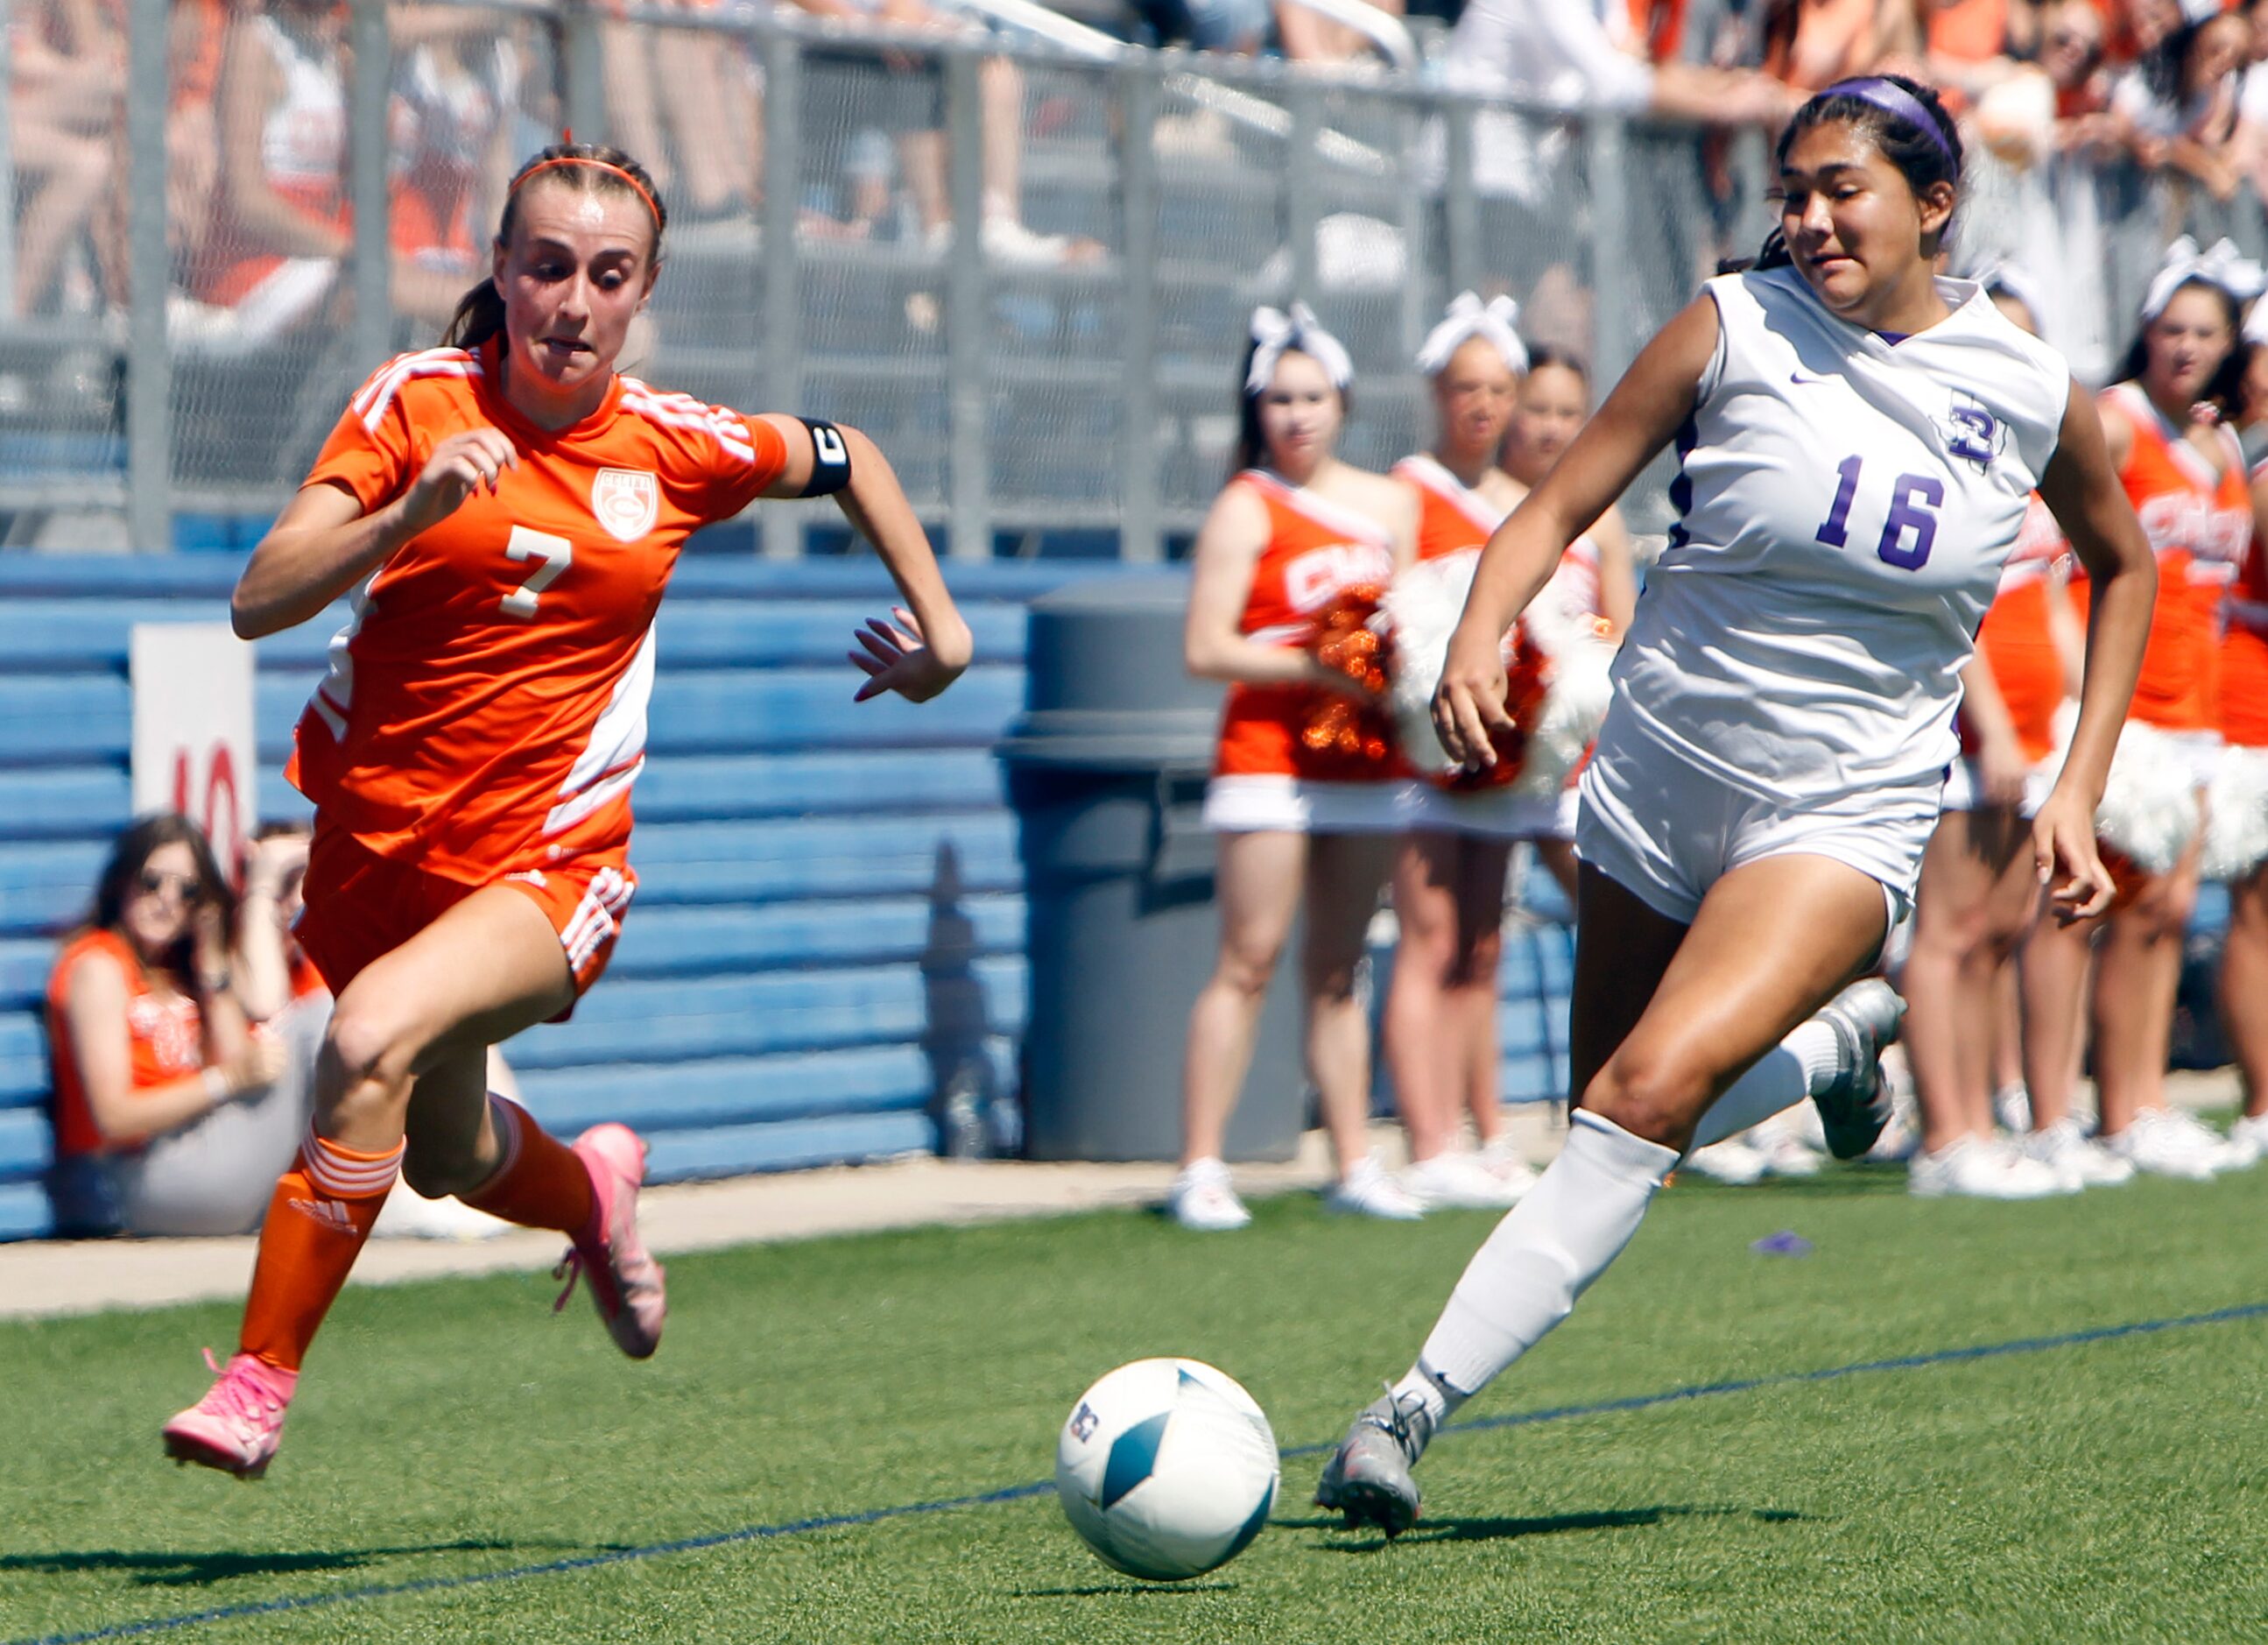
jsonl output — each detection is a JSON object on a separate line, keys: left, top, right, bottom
{"left": 1790, "top": 371, "right": 1831, "bottom": 385}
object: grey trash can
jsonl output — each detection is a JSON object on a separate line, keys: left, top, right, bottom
{"left": 1000, "top": 576, "right": 1304, "bottom": 1163}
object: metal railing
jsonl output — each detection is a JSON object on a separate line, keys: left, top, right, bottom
{"left": 0, "top": 0, "right": 2256, "bottom": 556}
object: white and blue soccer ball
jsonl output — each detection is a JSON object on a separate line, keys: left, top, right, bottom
{"left": 1054, "top": 1358, "right": 1280, "bottom": 1581}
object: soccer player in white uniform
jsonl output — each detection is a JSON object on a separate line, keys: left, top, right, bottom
{"left": 1314, "top": 75, "right": 2159, "bottom": 1536}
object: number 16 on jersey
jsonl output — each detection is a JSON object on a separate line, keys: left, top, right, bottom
{"left": 1815, "top": 455, "right": 1945, "bottom": 572}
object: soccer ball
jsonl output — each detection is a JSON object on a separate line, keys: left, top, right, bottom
{"left": 1054, "top": 1358, "right": 1280, "bottom": 1581}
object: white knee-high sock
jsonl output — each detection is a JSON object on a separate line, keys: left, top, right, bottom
{"left": 1393, "top": 1110, "right": 1678, "bottom": 1425}
{"left": 1686, "top": 1020, "right": 1842, "bottom": 1152}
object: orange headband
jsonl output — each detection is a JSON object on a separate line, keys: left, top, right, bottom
{"left": 510, "top": 156, "right": 661, "bottom": 231}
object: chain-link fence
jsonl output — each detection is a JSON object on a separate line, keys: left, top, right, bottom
{"left": 3, "top": 0, "right": 2263, "bottom": 554}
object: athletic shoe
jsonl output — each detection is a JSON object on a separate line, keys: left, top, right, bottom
{"left": 1993, "top": 1083, "right": 2032, "bottom": 1134}
{"left": 1168, "top": 1158, "right": 1250, "bottom": 1232}
{"left": 1314, "top": 1388, "right": 1433, "bottom": 1536}
{"left": 2228, "top": 1112, "right": 2268, "bottom": 1166}
{"left": 2103, "top": 1110, "right": 2226, "bottom": 1182}
{"left": 557, "top": 1125, "right": 666, "bottom": 1358}
{"left": 162, "top": 1350, "right": 297, "bottom": 1479}
{"left": 1682, "top": 1137, "right": 1768, "bottom": 1185}
{"left": 1812, "top": 979, "right": 1907, "bottom": 1160}
{"left": 1908, "top": 1136, "right": 2067, "bottom": 1199}
{"left": 2022, "top": 1119, "right": 2135, "bottom": 1190}
{"left": 2161, "top": 1106, "right": 2252, "bottom": 1172}
{"left": 1403, "top": 1150, "right": 1526, "bottom": 1210}
{"left": 1751, "top": 1119, "right": 1825, "bottom": 1178}
{"left": 1324, "top": 1156, "right": 1426, "bottom": 1221}
{"left": 1475, "top": 1133, "right": 1541, "bottom": 1197}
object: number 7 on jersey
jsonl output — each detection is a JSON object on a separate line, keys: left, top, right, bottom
{"left": 501, "top": 526, "right": 573, "bottom": 618}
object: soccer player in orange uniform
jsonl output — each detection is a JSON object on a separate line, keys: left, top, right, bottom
{"left": 161, "top": 143, "right": 972, "bottom": 1478}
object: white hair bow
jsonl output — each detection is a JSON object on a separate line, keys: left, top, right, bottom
{"left": 1415, "top": 292, "right": 1528, "bottom": 378}
{"left": 1246, "top": 303, "right": 1355, "bottom": 396}
{"left": 2142, "top": 236, "right": 2267, "bottom": 321}
{"left": 1967, "top": 259, "right": 2047, "bottom": 328}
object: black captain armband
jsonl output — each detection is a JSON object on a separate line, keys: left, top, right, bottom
{"left": 799, "top": 418, "right": 853, "bottom": 497}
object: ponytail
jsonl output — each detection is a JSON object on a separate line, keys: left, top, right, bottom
{"left": 440, "top": 278, "right": 507, "bottom": 350}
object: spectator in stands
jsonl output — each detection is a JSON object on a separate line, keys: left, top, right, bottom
{"left": 781, "top": 0, "right": 1100, "bottom": 265}
{"left": 1276, "top": 0, "right": 1405, "bottom": 67}
{"left": 1440, "top": 0, "right": 1797, "bottom": 126}
{"left": 2110, "top": 0, "right": 2250, "bottom": 202}
{"left": 385, "top": 11, "right": 529, "bottom": 314}
{"left": 1132, "top": 0, "right": 1274, "bottom": 53}
{"left": 44, "top": 815, "right": 290, "bottom": 1238}
{"left": 2043, "top": 0, "right": 2118, "bottom": 137}
{"left": 9, "top": 0, "right": 122, "bottom": 316}
{"left": 1761, "top": 0, "right": 1920, "bottom": 93}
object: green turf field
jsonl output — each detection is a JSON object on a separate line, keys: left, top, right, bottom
{"left": 7, "top": 1157, "right": 2268, "bottom": 1644}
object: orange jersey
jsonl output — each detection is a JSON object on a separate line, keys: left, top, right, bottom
{"left": 1394, "top": 454, "right": 1602, "bottom": 629}
{"left": 289, "top": 341, "right": 791, "bottom": 881}
{"left": 2076, "top": 385, "right": 2250, "bottom": 732}
{"left": 1967, "top": 493, "right": 2070, "bottom": 765}
{"left": 1215, "top": 469, "right": 1398, "bottom": 781}
{"left": 2224, "top": 459, "right": 2268, "bottom": 747}
{"left": 46, "top": 929, "right": 206, "bottom": 1159}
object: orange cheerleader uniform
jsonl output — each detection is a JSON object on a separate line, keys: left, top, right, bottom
{"left": 1947, "top": 493, "right": 2070, "bottom": 811}
{"left": 288, "top": 341, "right": 789, "bottom": 1005}
{"left": 2221, "top": 464, "right": 2268, "bottom": 751}
{"left": 1203, "top": 469, "right": 1403, "bottom": 834}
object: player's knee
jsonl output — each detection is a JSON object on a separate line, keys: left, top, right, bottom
{"left": 1214, "top": 938, "right": 1283, "bottom": 999}
{"left": 1582, "top": 1054, "right": 1708, "bottom": 1150}
{"left": 322, "top": 992, "right": 425, "bottom": 1098}
{"left": 400, "top": 1135, "right": 484, "bottom": 1199}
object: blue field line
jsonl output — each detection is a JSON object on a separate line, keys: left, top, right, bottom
{"left": 18, "top": 1296, "right": 2268, "bottom": 1645}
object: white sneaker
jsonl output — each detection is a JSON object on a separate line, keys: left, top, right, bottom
{"left": 1683, "top": 1138, "right": 1767, "bottom": 1185}
{"left": 981, "top": 215, "right": 1080, "bottom": 267}
{"left": 2101, "top": 1111, "right": 2224, "bottom": 1182}
{"left": 1993, "top": 1083, "right": 2032, "bottom": 1133}
{"left": 1168, "top": 1158, "right": 1250, "bottom": 1231}
{"left": 1751, "top": 1119, "right": 1825, "bottom": 1178}
{"left": 1475, "top": 1133, "right": 1541, "bottom": 1198}
{"left": 2228, "top": 1112, "right": 2268, "bottom": 1166}
{"left": 1325, "top": 1156, "right": 1426, "bottom": 1221}
{"left": 1402, "top": 1150, "right": 1525, "bottom": 1210}
{"left": 2161, "top": 1106, "right": 2251, "bottom": 1172}
{"left": 1908, "top": 1136, "right": 2067, "bottom": 1199}
{"left": 2021, "top": 1119, "right": 2135, "bottom": 1190}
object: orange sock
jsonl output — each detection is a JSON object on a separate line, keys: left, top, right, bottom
{"left": 460, "top": 1096, "right": 596, "bottom": 1239}
{"left": 239, "top": 1133, "right": 402, "bottom": 1373}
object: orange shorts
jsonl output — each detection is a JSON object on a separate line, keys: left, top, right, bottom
{"left": 296, "top": 827, "right": 635, "bottom": 1019}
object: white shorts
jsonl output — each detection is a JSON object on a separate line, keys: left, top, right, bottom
{"left": 1574, "top": 709, "right": 1938, "bottom": 928}
{"left": 1937, "top": 754, "right": 2060, "bottom": 817}
{"left": 1399, "top": 779, "right": 1580, "bottom": 841}
{"left": 1202, "top": 774, "right": 1408, "bottom": 834}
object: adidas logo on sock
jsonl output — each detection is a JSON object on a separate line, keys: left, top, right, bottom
{"left": 285, "top": 1196, "right": 360, "bottom": 1234}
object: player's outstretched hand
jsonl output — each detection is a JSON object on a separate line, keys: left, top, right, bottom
{"left": 2032, "top": 785, "right": 2114, "bottom": 921}
{"left": 402, "top": 428, "right": 519, "bottom": 533}
{"left": 849, "top": 606, "right": 967, "bottom": 703}
{"left": 1433, "top": 619, "right": 1519, "bottom": 768}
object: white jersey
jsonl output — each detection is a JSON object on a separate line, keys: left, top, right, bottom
{"left": 1609, "top": 266, "right": 2069, "bottom": 802}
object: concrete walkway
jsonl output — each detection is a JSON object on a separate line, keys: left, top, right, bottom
{"left": 0, "top": 1070, "right": 2239, "bottom": 1324}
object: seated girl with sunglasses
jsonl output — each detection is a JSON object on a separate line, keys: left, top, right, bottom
{"left": 44, "top": 815, "right": 291, "bottom": 1238}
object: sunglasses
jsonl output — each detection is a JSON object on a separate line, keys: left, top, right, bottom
{"left": 136, "top": 868, "right": 205, "bottom": 902}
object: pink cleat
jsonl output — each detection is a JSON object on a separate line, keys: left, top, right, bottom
{"left": 555, "top": 1123, "right": 666, "bottom": 1359}
{"left": 162, "top": 1350, "right": 297, "bottom": 1479}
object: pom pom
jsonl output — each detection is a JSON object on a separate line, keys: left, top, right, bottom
{"left": 2203, "top": 744, "right": 2268, "bottom": 881}
{"left": 2091, "top": 718, "right": 2203, "bottom": 877}
{"left": 1380, "top": 549, "right": 1614, "bottom": 794}
{"left": 1300, "top": 582, "right": 1396, "bottom": 776}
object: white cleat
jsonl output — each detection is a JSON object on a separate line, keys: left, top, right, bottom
{"left": 1682, "top": 1138, "right": 1768, "bottom": 1185}
{"left": 1168, "top": 1158, "right": 1251, "bottom": 1231}
{"left": 1325, "top": 1156, "right": 1426, "bottom": 1221}
{"left": 2022, "top": 1119, "right": 2134, "bottom": 1190}
{"left": 1908, "top": 1136, "right": 2068, "bottom": 1199}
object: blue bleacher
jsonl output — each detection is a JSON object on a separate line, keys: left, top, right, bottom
{"left": 0, "top": 551, "right": 1582, "bottom": 1241}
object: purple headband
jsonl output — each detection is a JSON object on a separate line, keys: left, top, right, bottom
{"left": 1814, "top": 78, "right": 1957, "bottom": 172}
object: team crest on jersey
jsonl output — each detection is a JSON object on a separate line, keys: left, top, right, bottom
{"left": 591, "top": 469, "right": 659, "bottom": 542}
{"left": 1943, "top": 395, "right": 2004, "bottom": 471}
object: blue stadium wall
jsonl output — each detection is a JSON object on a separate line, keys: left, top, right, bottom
{"left": 0, "top": 553, "right": 1578, "bottom": 1241}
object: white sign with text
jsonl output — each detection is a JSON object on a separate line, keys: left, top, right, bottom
{"left": 130, "top": 623, "right": 257, "bottom": 883}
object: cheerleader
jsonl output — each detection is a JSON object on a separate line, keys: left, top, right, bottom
{"left": 2208, "top": 413, "right": 2268, "bottom": 1163}
{"left": 1385, "top": 300, "right": 1633, "bottom": 1211}
{"left": 1170, "top": 305, "right": 1425, "bottom": 1232}
{"left": 1901, "top": 269, "right": 2117, "bottom": 1197}
{"left": 2021, "top": 237, "right": 2257, "bottom": 1180}
{"left": 1315, "top": 76, "right": 2154, "bottom": 1535}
